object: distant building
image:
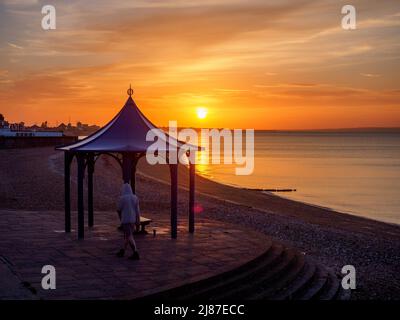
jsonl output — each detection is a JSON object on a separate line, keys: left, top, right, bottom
{"left": 0, "top": 116, "right": 63, "bottom": 137}
{"left": 57, "top": 123, "right": 67, "bottom": 131}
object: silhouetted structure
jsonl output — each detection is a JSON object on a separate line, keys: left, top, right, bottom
{"left": 57, "top": 87, "right": 199, "bottom": 239}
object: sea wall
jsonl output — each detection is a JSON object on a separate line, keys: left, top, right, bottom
{"left": 0, "top": 136, "right": 78, "bottom": 149}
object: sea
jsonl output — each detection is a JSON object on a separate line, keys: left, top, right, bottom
{"left": 193, "top": 131, "right": 400, "bottom": 225}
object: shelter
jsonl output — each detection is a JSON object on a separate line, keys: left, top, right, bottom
{"left": 56, "top": 86, "right": 198, "bottom": 239}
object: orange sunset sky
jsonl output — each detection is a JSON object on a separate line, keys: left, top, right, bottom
{"left": 0, "top": 0, "right": 400, "bottom": 129}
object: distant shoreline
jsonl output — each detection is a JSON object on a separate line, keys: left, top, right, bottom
{"left": 261, "top": 188, "right": 400, "bottom": 228}
{"left": 159, "top": 127, "right": 400, "bottom": 133}
{"left": 254, "top": 128, "right": 400, "bottom": 133}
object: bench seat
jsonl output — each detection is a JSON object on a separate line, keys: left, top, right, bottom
{"left": 135, "top": 216, "right": 152, "bottom": 234}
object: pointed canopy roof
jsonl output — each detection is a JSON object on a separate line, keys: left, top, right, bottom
{"left": 57, "top": 92, "right": 196, "bottom": 153}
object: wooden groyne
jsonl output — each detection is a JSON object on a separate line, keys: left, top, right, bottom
{"left": 264, "top": 188, "right": 297, "bottom": 192}
{"left": 246, "top": 188, "right": 297, "bottom": 192}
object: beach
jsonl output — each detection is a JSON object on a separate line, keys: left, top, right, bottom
{"left": 193, "top": 131, "right": 400, "bottom": 225}
{"left": 1, "top": 147, "right": 399, "bottom": 299}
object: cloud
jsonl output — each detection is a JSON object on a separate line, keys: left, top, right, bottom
{"left": 7, "top": 42, "right": 23, "bottom": 49}
{"left": 255, "top": 83, "right": 318, "bottom": 88}
{"left": 3, "top": 0, "right": 38, "bottom": 6}
{"left": 0, "top": 69, "right": 9, "bottom": 77}
{"left": 360, "top": 73, "right": 381, "bottom": 78}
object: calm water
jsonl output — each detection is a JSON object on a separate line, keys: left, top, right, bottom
{"left": 194, "top": 131, "right": 400, "bottom": 225}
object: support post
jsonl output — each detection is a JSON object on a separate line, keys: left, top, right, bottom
{"left": 122, "top": 153, "right": 132, "bottom": 183}
{"left": 77, "top": 154, "right": 85, "bottom": 239}
{"left": 189, "top": 161, "right": 195, "bottom": 234}
{"left": 64, "top": 152, "right": 72, "bottom": 233}
{"left": 87, "top": 154, "right": 94, "bottom": 227}
{"left": 131, "top": 157, "right": 137, "bottom": 194}
{"left": 170, "top": 163, "right": 178, "bottom": 239}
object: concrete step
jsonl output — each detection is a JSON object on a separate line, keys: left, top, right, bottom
{"left": 272, "top": 259, "right": 317, "bottom": 300}
{"left": 211, "top": 247, "right": 297, "bottom": 300}
{"left": 293, "top": 264, "right": 328, "bottom": 300}
{"left": 140, "top": 240, "right": 348, "bottom": 301}
{"left": 145, "top": 239, "right": 275, "bottom": 300}
{"left": 249, "top": 252, "right": 306, "bottom": 299}
{"left": 315, "top": 269, "right": 341, "bottom": 300}
{"left": 186, "top": 244, "right": 285, "bottom": 300}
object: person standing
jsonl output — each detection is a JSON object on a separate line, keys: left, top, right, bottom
{"left": 116, "top": 183, "right": 140, "bottom": 260}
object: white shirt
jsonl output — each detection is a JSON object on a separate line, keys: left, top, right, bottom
{"left": 118, "top": 193, "right": 140, "bottom": 224}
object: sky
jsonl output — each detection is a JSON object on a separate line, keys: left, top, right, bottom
{"left": 0, "top": 0, "right": 399, "bottom": 129}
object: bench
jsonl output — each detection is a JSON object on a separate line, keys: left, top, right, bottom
{"left": 117, "top": 216, "right": 153, "bottom": 234}
{"left": 135, "top": 216, "right": 152, "bottom": 234}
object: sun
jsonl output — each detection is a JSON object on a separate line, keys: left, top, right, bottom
{"left": 196, "top": 107, "right": 208, "bottom": 119}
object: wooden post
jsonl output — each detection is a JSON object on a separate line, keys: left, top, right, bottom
{"left": 170, "top": 163, "right": 178, "bottom": 239}
{"left": 87, "top": 154, "right": 94, "bottom": 227}
{"left": 189, "top": 162, "right": 195, "bottom": 234}
{"left": 122, "top": 153, "right": 132, "bottom": 183}
{"left": 131, "top": 156, "right": 137, "bottom": 194}
{"left": 64, "top": 152, "right": 72, "bottom": 233}
{"left": 77, "top": 154, "right": 85, "bottom": 239}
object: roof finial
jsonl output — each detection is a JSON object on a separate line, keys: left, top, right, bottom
{"left": 127, "top": 84, "right": 134, "bottom": 97}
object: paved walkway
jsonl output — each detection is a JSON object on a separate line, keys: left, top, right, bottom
{"left": 0, "top": 210, "right": 268, "bottom": 299}
{"left": 0, "top": 259, "right": 37, "bottom": 299}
